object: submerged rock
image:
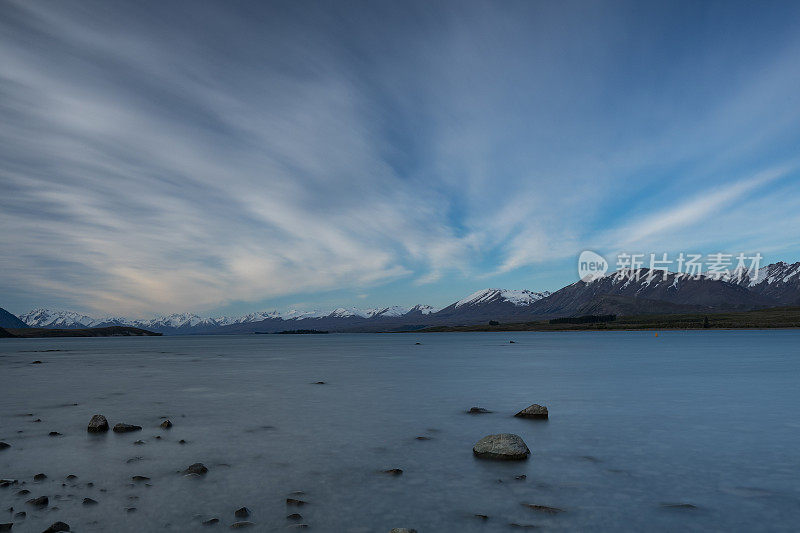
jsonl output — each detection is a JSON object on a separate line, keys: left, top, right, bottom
{"left": 383, "top": 468, "right": 403, "bottom": 475}
{"left": 0, "top": 442, "right": 10, "bottom": 450}
{"left": 43, "top": 525, "right": 70, "bottom": 533}
{"left": 522, "top": 503, "right": 564, "bottom": 514}
{"left": 234, "top": 507, "right": 250, "bottom": 518}
{"left": 514, "top": 404, "right": 548, "bottom": 419}
{"left": 87, "top": 415, "right": 109, "bottom": 433}
{"left": 468, "top": 407, "right": 491, "bottom": 414}
{"left": 229, "top": 522, "right": 254, "bottom": 529}
{"left": 131, "top": 476, "right": 150, "bottom": 482}
{"left": 113, "top": 423, "right": 142, "bottom": 433}
{"left": 160, "top": 420, "right": 172, "bottom": 429}
{"left": 472, "top": 434, "right": 530, "bottom": 460}
{"left": 183, "top": 463, "right": 208, "bottom": 476}
{"left": 33, "top": 474, "right": 47, "bottom": 481}
{"left": 389, "top": 529, "right": 417, "bottom": 533}
{"left": 202, "top": 518, "right": 219, "bottom": 526}
{"left": 0, "top": 524, "right": 11, "bottom": 531}
{"left": 82, "top": 498, "right": 98, "bottom": 506}
{"left": 48, "top": 432, "right": 62, "bottom": 437}
{"left": 286, "top": 498, "right": 306, "bottom": 506}
{"left": 287, "top": 513, "right": 303, "bottom": 520}
{"left": 26, "top": 496, "right": 48, "bottom": 507}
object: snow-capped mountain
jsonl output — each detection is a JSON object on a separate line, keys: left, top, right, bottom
{"left": 13, "top": 261, "right": 800, "bottom": 334}
{"left": 454, "top": 289, "right": 551, "bottom": 308}
{"left": 19, "top": 308, "right": 106, "bottom": 329}
{"left": 729, "top": 261, "right": 800, "bottom": 305}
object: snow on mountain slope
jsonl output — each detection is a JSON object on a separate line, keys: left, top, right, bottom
{"left": 455, "top": 289, "right": 551, "bottom": 308}
{"left": 19, "top": 308, "right": 102, "bottom": 328}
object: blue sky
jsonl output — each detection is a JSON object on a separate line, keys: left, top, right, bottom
{"left": 1, "top": 0, "right": 800, "bottom": 317}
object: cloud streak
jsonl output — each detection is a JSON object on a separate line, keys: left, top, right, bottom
{"left": 1, "top": 1, "right": 800, "bottom": 315}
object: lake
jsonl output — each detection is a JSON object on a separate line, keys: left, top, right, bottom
{"left": 1, "top": 331, "right": 799, "bottom": 532}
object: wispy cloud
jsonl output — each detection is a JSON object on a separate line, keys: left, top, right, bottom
{"left": 1, "top": 1, "right": 800, "bottom": 315}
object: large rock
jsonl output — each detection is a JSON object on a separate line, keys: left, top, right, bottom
{"left": 87, "top": 414, "right": 109, "bottom": 433}
{"left": 472, "top": 433, "right": 530, "bottom": 460}
{"left": 514, "top": 404, "right": 548, "bottom": 419}
{"left": 183, "top": 463, "right": 208, "bottom": 476}
{"left": 43, "top": 523, "right": 70, "bottom": 533}
{"left": 113, "top": 423, "right": 142, "bottom": 433}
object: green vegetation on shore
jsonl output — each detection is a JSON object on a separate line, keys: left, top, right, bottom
{"left": 418, "top": 306, "right": 800, "bottom": 332}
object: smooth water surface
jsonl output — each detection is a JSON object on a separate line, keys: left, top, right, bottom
{"left": 1, "top": 331, "right": 799, "bottom": 532}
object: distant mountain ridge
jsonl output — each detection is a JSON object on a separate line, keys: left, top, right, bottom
{"left": 0, "top": 307, "right": 28, "bottom": 329}
{"left": 11, "top": 261, "right": 800, "bottom": 334}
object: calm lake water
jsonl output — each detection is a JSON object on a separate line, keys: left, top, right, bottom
{"left": 1, "top": 331, "right": 799, "bottom": 532}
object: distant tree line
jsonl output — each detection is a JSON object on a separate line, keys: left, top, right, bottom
{"left": 549, "top": 314, "right": 617, "bottom": 324}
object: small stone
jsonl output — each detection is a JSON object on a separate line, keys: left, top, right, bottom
{"left": 0, "top": 524, "right": 11, "bottom": 532}
{"left": 509, "top": 340, "right": 516, "bottom": 343}
{"left": 234, "top": 507, "right": 250, "bottom": 518}
{"left": 229, "top": 522, "right": 254, "bottom": 529}
{"left": 203, "top": 518, "right": 219, "bottom": 525}
{"left": 467, "top": 407, "right": 491, "bottom": 414}
{"left": 286, "top": 498, "right": 306, "bottom": 506}
{"left": 31, "top": 360, "right": 42, "bottom": 364}
{"left": 113, "top": 423, "right": 142, "bottom": 433}
{"left": 0, "top": 443, "right": 9, "bottom": 450}
{"left": 183, "top": 463, "right": 208, "bottom": 476}
{"left": 131, "top": 476, "right": 150, "bottom": 482}
{"left": 415, "top": 436, "right": 431, "bottom": 440}
{"left": 383, "top": 468, "right": 403, "bottom": 475}
{"left": 515, "top": 474, "right": 527, "bottom": 480}
{"left": 33, "top": 419, "right": 41, "bottom": 423}
{"left": 313, "top": 381, "right": 325, "bottom": 385}
{"left": 514, "top": 404, "right": 548, "bottom": 419}
{"left": 179, "top": 439, "right": 187, "bottom": 445}
{"left": 87, "top": 415, "right": 109, "bottom": 433}
{"left": 14, "top": 511, "right": 25, "bottom": 518}
{"left": 160, "top": 420, "right": 172, "bottom": 429}
{"left": 126, "top": 507, "right": 137, "bottom": 513}
{"left": 66, "top": 475, "right": 77, "bottom": 480}
{"left": 49, "top": 432, "right": 62, "bottom": 437}
{"left": 33, "top": 474, "right": 47, "bottom": 481}
{"left": 25, "top": 496, "right": 48, "bottom": 507}
{"left": 287, "top": 513, "right": 302, "bottom": 520}
{"left": 17, "top": 490, "right": 30, "bottom": 496}
{"left": 83, "top": 498, "right": 98, "bottom": 505}
{"left": 472, "top": 434, "right": 530, "bottom": 460}
{"left": 475, "top": 514, "right": 489, "bottom": 520}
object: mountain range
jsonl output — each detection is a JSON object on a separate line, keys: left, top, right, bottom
{"left": 5, "top": 261, "right": 799, "bottom": 335}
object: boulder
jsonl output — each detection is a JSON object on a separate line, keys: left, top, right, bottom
{"left": 514, "top": 404, "right": 548, "bottom": 419}
{"left": 25, "top": 496, "right": 48, "bottom": 507}
{"left": 113, "top": 423, "right": 142, "bottom": 433}
{"left": 43, "top": 522, "right": 70, "bottom": 532}
{"left": 183, "top": 463, "right": 208, "bottom": 476}
{"left": 87, "top": 415, "right": 109, "bottom": 433}
{"left": 472, "top": 434, "right": 530, "bottom": 460}
{"left": 33, "top": 473, "right": 46, "bottom": 481}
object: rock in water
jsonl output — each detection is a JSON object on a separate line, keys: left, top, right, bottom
{"left": 0, "top": 523, "right": 11, "bottom": 531}
{"left": 0, "top": 442, "right": 10, "bottom": 450}
{"left": 230, "top": 522, "right": 254, "bottom": 528}
{"left": 82, "top": 498, "right": 98, "bottom": 505}
{"left": 87, "top": 415, "right": 109, "bottom": 433}
{"left": 389, "top": 529, "right": 418, "bottom": 533}
{"left": 472, "top": 434, "right": 530, "bottom": 460}
{"left": 113, "top": 423, "right": 142, "bottom": 433}
{"left": 43, "top": 522, "right": 70, "bottom": 533}
{"left": 468, "top": 407, "right": 491, "bottom": 414}
{"left": 160, "top": 419, "right": 172, "bottom": 429}
{"left": 234, "top": 507, "right": 250, "bottom": 518}
{"left": 514, "top": 404, "right": 548, "bottom": 419}
{"left": 183, "top": 463, "right": 208, "bottom": 475}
